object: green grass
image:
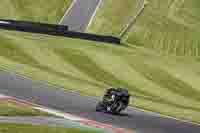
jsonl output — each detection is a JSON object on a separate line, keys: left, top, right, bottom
{"left": 0, "top": 0, "right": 72, "bottom": 24}
{"left": 88, "top": 0, "right": 200, "bottom": 56}
{"left": 0, "top": 101, "right": 50, "bottom": 116}
{"left": 87, "top": 0, "right": 140, "bottom": 36}
{"left": 0, "top": 123, "right": 100, "bottom": 133}
{"left": 126, "top": 0, "right": 200, "bottom": 56}
{"left": 0, "top": 0, "right": 200, "bottom": 124}
{"left": 0, "top": 30, "right": 200, "bottom": 123}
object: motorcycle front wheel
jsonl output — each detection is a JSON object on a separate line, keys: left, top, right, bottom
{"left": 96, "top": 102, "right": 106, "bottom": 112}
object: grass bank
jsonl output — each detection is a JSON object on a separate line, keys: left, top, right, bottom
{"left": 0, "top": 123, "right": 101, "bottom": 133}
{"left": 0, "top": 0, "right": 72, "bottom": 24}
{"left": 126, "top": 0, "right": 200, "bottom": 56}
{"left": 88, "top": 0, "right": 200, "bottom": 56}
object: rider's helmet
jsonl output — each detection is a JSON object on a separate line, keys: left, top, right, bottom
{"left": 103, "top": 87, "right": 117, "bottom": 103}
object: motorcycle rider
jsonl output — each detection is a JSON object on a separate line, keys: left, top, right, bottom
{"left": 103, "top": 87, "right": 128, "bottom": 112}
{"left": 96, "top": 87, "right": 130, "bottom": 114}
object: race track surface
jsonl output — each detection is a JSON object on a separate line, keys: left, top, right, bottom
{"left": 59, "top": 0, "right": 100, "bottom": 32}
{"left": 0, "top": 71, "right": 200, "bottom": 133}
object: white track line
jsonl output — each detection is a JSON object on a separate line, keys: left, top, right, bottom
{"left": 59, "top": 0, "right": 77, "bottom": 24}
{"left": 0, "top": 94, "right": 10, "bottom": 99}
{"left": 0, "top": 93, "right": 86, "bottom": 121}
{"left": 86, "top": 0, "right": 102, "bottom": 30}
{"left": 34, "top": 107, "right": 84, "bottom": 121}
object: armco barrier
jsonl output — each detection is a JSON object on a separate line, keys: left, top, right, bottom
{"left": 0, "top": 19, "right": 121, "bottom": 44}
{"left": 62, "top": 31, "right": 121, "bottom": 44}
{"left": 0, "top": 19, "right": 68, "bottom": 35}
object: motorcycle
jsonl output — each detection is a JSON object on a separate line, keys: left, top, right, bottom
{"left": 96, "top": 88, "right": 130, "bottom": 114}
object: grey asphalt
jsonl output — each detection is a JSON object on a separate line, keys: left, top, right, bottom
{"left": 59, "top": 0, "right": 100, "bottom": 32}
{"left": 0, "top": 71, "right": 200, "bottom": 133}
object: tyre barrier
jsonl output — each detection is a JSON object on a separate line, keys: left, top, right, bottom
{"left": 0, "top": 19, "right": 121, "bottom": 44}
